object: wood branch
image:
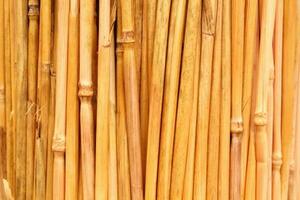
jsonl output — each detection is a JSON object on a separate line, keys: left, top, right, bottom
{"left": 156, "top": 0, "right": 187, "bottom": 198}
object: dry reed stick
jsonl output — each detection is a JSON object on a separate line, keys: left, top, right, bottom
{"left": 254, "top": 0, "right": 276, "bottom": 199}
{"left": 281, "top": 0, "right": 297, "bottom": 199}
{"left": 241, "top": 0, "right": 258, "bottom": 197}
{"left": 206, "top": 0, "right": 222, "bottom": 197}
{"left": 116, "top": 4, "right": 131, "bottom": 199}
{"left": 193, "top": 0, "right": 218, "bottom": 198}
{"left": 65, "top": 0, "right": 79, "bottom": 199}
{"left": 0, "top": 163, "right": 6, "bottom": 200}
{"left": 96, "top": 0, "right": 110, "bottom": 198}
{"left": 182, "top": 22, "right": 201, "bottom": 200}
{"left": 26, "top": 1, "right": 39, "bottom": 199}
{"left": 218, "top": 0, "right": 231, "bottom": 197}
{"left": 230, "top": 0, "right": 245, "bottom": 199}
{"left": 156, "top": 0, "right": 186, "bottom": 198}
{"left": 120, "top": 0, "right": 144, "bottom": 198}
{"left": 272, "top": 1, "right": 283, "bottom": 199}
{"left": 52, "top": 0, "right": 69, "bottom": 199}
{"left": 79, "top": 0, "right": 96, "bottom": 199}
{"left": 15, "top": 0, "right": 28, "bottom": 198}
{"left": 144, "top": 0, "right": 171, "bottom": 199}
{"left": 35, "top": 135, "right": 46, "bottom": 200}
{"left": 134, "top": 0, "right": 142, "bottom": 93}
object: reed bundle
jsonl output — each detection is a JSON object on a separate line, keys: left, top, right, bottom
{"left": 1, "top": 0, "right": 300, "bottom": 199}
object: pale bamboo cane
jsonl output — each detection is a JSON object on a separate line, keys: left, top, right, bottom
{"left": 182, "top": 23, "right": 201, "bottom": 200}
{"left": 95, "top": 0, "right": 110, "bottom": 198}
{"left": 35, "top": 134, "right": 46, "bottom": 200}
{"left": 241, "top": 0, "right": 259, "bottom": 197}
{"left": 4, "top": 0, "right": 13, "bottom": 193}
{"left": 65, "top": 0, "right": 79, "bottom": 199}
{"left": 15, "top": 0, "right": 28, "bottom": 198}
{"left": 218, "top": 0, "right": 231, "bottom": 197}
{"left": 79, "top": 0, "right": 96, "bottom": 199}
{"left": 134, "top": 0, "right": 142, "bottom": 93}
{"left": 272, "top": 1, "right": 283, "bottom": 199}
{"left": 120, "top": 0, "right": 144, "bottom": 199}
{"left": 144, "top": 0, "right": 171, "bottom": 199}
{"left": 116, "top": 4, "right": 131, "bottom": 199}
{"left": 206, "top": 0, "right": 222, "bottom": 197}
{"left": 156, "top": 0, "right": 186, "bottom": 198}
{"left": 26, "top": 1, "right": 39, "bottom": 199}
{"left": 254, "top": 0, "right": 276, "bottom": 199}
{"left": 193, "top": 0, "right": 218, "bottom": 198}
{"left": 52, "top": 0, "right": 69, "bottom": 199}
{"left": 169, "top": 0, "right": 201, "bottom": 197}
{"left": 281, "top": 0, "right": 297, "bottom": 199}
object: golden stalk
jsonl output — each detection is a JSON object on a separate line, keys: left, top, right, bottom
{"left": 95, "top": 0, "right": 110, "bottom": 198}
{"left": 26, "top": 0, "right": 39, "bottom": 199}
{"left": 193, "top": 0, "right": 218, "bottom": 198}
{"left": 15, "top": 0, "right": 28, "bottom": 198}
{"left": 65, "top": 0, "right": 79, "bottom": 199}
{"left": 134, "top": 0, "right": 142, "bottom": 93}
{"left": 52, "top": 0, "right": 69, "bottom": 198}
{"left": 156, "top": 0, "right": 186, "bottom": 198}
{"left": 79, "top": 0, "right": 96, "bottom": 199}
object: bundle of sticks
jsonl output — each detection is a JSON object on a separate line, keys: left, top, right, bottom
{"left": 0, "top": 0, "right": 300, "bottom": 199}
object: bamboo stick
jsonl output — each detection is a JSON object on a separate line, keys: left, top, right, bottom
{"left": 119, "top": 0, "right": 144, "bottom": 199}
{"left": 79, "top": 0, "right": 96, "bottom": 199}
{"left": 0, "top": 162, "right": 6, "bottom": 200}
{"left": 26, "top": 1, "right": 39, "bottom": 199}
{"left": 254, "top": 0, "right": 276, "bottom": 199}
{"left": 156, "top": 0, "right": 186, "bottom": 198}
{"left": 15, "top": 0, "right": 28, "bottom": 198}
{"left": 116, "top": 5, "right": 132, "bottom": 199}
{"left": 218, "top": 0, "right": 231, "bottom": 197}
{"left": 193, "top": 0, "right": 218, "bottom": 198}
{"left": 182, "top": 22, "right": 201, "bottom": 200}
{"left": 241, "top": 0, "right": 259, "bottom": 197}
{"left": 272, "top": 2, "right": 283, "bottom": 199}
{"left": 35, "top": 134, "right": 46, "bottom": 200}
{"left": 206, "top": 0, "right": 222, "bottom": 197}
{"left": 144, "top": 0, "right": 171, "bottom": 199}
{"left": 281, "top": 0, "right": 297, "bottom": 198}
{"left": 230, "top": 0, "right": 245, "bottom": 199}
{"left": 95, "top": 0, "right": 111, "bottom": 198}
{"left": 52, "top": 0, "right": 69, "bottom": 199}
{"left": 65, "top": 0, "right": 79, "bottom": 199}
{"left": 134, "top": 0, "right": 142, "bottom": 94}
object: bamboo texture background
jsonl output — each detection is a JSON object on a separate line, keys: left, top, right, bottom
{"left": 0, "top": 0, "right": 300, "bottom": 199}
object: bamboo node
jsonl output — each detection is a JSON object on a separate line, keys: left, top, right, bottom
{"left": 289, "top": 160, "right": 295, "bottom": 172}
{"left": 272, "top": 153, "right": 282, "bottom": 170}
{"left": 78, "top": 83, "right": 94, "bottom": 98}
{"left": 52, "top": 136, "right": 66, "bottom": 152}
{"left": 120, "top": 31, "right": 135, "bottom": 45}
{"left": 230, "top": 118, "right": 243, "bottom": 134}
{"left": 254, "top": 112, "right": 267, "bottom": 126}
{"left": 42, "top": 63, "right": 51, "bottom": 73}
{"left": 28, "top": 4, "right": 39, "bottom": 19}
{"left": 0, "top": 88, "right": 5, "bottom": 102}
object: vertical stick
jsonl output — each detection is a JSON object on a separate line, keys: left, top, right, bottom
{"left": 66, "top": 0, "right": 79, "bottom": 199}
{"left": 52, "top": 0, "right": 69, "bottom": 199}
{"left": 15, "top": 0, "right": 28, "bottom": 198}
{"left": 79, "top": 0, "right": 96, "bottom": 199}
{"left": 193, "top": 0, "right": 218, "bottom": 198}
{"left": 26, "top": 0, "right": 39, "bottom": 199}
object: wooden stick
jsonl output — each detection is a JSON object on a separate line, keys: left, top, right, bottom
{"left": 134, "top": 0, "right": 142, "bottom": 93}
{"left": 241, "top": 0, "right": 259, "bottom": 197}
{"left": 15, "top": 0, "right": 28, "bottom": 198}
{"left": 79, "top": 0, "right": 96, "bottom": 199}
{"left": 95, "top": 0, "right": 110, "bottom": 198}
{"left": 182, "top": 21, "right": 201, "bottom": 200}
{"left": 66, "top": 0, "right": 79, "bottom": 199}
{"left": 156, "top": 0, "right": 186, "bottom": 198}
{"left": 206, "top": 0, "right": 222, "bottom": 197}
{"left": 281, "top": 0, "right": 297, "bottom": 198}
{"left": 193, "top": 0, "right": 218, "bottom": 198}
{"left": 26, "top": 1, "right": 39, "bottom": 199}
{"left": 272, "top": 1, "right": 283, "bottom": 199}
{"left": 144, "top": 0, "right": 171, "bottom": 199}
{"left": 52, "top": 0, "right": 69, "bottom": 199}
{"left": 120, "top": 0, "right": 144, "bottom": 198}
{"left": 218, "top": 0, "right": 231, "bottom": 198}
{"left": 116, "top": 4, "right": 131, "bottom": 199}
{"left": 254, "top": 0, "right": 276, "bottom": 199}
